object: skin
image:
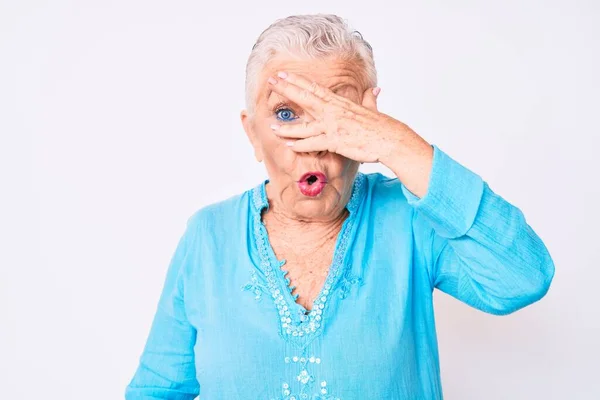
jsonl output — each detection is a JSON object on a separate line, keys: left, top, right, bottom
{"left": 240, "top": 55, "right": 433, "bottom": 311}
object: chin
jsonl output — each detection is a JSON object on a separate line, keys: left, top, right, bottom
{"left": 291, "top": 190, "right": 337, "bottom": 219}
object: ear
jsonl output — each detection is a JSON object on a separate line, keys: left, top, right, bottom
{"left": 240, "top": 109, "right": 264, "bottom": 163}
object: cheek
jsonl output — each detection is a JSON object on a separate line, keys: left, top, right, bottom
{"left": 256, "top": 125, "right": 285, "bottom": 151}
{"left": 256, "top": 127, "right": 297, "bottom": 167}
{"left": 263, "top": 144, "right": 296, "bottom": 167}
{"left": 337, "top": 156, "right": 359, "bottom": 174}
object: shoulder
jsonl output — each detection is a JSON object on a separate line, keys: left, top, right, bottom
{"left": 361, "top": 171, "right": 428, "bottom": 236}
{"left": 185, "top": 189, "right": 252, "bottom": 232}
{"left": 362, "top": 171, "right": 413, "bottom": 206}
{"left": 361, "top": 171, "right": 435, "bottom": 263}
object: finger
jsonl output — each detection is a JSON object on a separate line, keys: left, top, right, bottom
{"left": 268, "top": 73, "right": 324, "bottom": 116}
{"left": 287, "top": 134, "right": 333, "bottom": 153}
{"left": 277, "top": 71, "right": 335, "bottom": 102}
{"left": 271, "top": 120, "right": 326, "bottom": 139}
{"left": 362, "top": 86, "right": 380, "bottom": 112}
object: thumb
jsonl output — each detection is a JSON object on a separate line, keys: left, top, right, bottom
{"left": 362, "top": 86, "right": 380, "bottom": 111}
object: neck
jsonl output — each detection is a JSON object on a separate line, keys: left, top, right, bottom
{"left": 261, "top": 187, "right": 349, "bottom": 253}
{"left": 264, "top": 208, "right": 348, "bottom": 256}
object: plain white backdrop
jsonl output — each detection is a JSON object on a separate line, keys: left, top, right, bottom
{"left": 2, "top": 0, "right": 599, "bottom": 399}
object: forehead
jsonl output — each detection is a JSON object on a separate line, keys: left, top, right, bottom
{"left": 258, "top": 55, "right": 366, "bottom": 103}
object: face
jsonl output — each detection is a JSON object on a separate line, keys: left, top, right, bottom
{"left": 240, "top": 55, "right": 368, "bottom": 221}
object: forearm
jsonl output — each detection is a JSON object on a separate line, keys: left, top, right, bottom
{"left": 396, "top": 142, "right": 555, "bottom": 314}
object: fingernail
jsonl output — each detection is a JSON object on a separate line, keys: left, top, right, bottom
{"left": 285, "top": 141, "right": 294, "bottom": 147}
{"left": 268, "top": 77, "right": 277, "bottom": 85}
{"left": 372, "top": 87, "right": 381, "bottom": 96}
{"left": 277, "top": 71, "right": 288, "bottom": 79}
{"left": 270, "top": 123, "right": 280, "bottom": 130}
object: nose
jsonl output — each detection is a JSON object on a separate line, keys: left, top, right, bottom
{"left": 307, "top": 150, "right": 328, "bottom": 158}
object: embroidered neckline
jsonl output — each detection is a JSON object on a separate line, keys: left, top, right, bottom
{"left": 248, "top": 172, "right": 366, "bottom": 347}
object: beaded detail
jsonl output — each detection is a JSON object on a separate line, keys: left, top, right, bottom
{"left": 246, "top": 173, "right": 366, "bottom": 347}
{"left": 338, "top": 273, "right": 363, "bottom": 300}
{"left": 271, "top": 352, "right": 341, "bottom": 400}
{"left": 241, "top": 269, "right": 268, "bottom": 301}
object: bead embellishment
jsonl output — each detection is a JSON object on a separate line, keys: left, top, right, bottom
{"left": 248, "top": 173, "right": 366, "bottom": 346}
{"left": 338, "top": 273, "right": 363, "bottom": 299}
{"left": 297, "top": 369, "right": 312, "bottom": 384}
{"left": 241, "top": 269, "right": 268, "bottom": 300}
{"left": 271, "top": 352, "right": 341, "bottom": 400}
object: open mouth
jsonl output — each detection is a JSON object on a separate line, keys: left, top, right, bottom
{"left": 297, "top": 172, "right": 328, "bottom": 197}
{"left": 306, "top": 175, "right": 319, "bottom": 185}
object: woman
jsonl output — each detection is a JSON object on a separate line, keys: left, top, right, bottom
{"left": 125, "top": 14, "right": 555, "bottom": 399}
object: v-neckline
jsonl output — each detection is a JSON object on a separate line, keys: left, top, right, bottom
{"left": 250, "top": 172, "right": 366, "bottom": 347}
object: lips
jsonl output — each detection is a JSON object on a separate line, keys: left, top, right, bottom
{"left": 297, "top": 172, "right": 328, "bottom": 197}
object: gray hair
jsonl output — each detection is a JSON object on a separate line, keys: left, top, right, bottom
{"left": 244, "top": 14, "right": 377, "bottom": 115}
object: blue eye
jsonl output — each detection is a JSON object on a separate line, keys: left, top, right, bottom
{"left": 275, "top": 108, "right": 297, "bottom": 122}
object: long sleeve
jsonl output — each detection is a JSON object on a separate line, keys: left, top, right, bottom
{"left": 401, "top": 144, "right": 555, "bottom": 315}
{"left": 125, "top": 216, "right": 201, "bottom": 399}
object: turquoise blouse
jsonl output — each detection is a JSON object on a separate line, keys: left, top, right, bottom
{"left": 125, "top": 144, "right": 555, "bottom": 399}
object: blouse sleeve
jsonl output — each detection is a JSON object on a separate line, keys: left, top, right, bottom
{"left": 125, "top": 215, "right": 200, "bottom": 399}
{"left": 402, "top": 144, "right": 555, "bottom": 315}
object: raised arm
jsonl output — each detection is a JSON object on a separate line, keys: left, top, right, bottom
{"left": 125, "top": 216, "right": 200, "bottom": 399}
{"left": 255, "top": 69, "right": 554, "bottom": 314}
{"left": 401, "top": 144, "right": 555, "bottom": 315}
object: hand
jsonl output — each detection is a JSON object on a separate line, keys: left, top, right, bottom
{"left": 267, "top": 70, "right": 419, "bottom": 167}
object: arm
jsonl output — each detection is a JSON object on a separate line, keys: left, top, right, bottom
{"left": 400, "top": 144, "right": 555, "bottom": 315}
{"left": 125, "top": 216, "right": 200, "bottom": 399}
{"left": 258, "top": 70, "right": 555, "bottom": 314}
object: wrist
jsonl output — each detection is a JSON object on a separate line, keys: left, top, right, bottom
{"left": 380, "top": 139, "right": 434, "bottom": 199}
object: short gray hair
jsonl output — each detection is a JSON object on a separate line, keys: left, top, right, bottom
{"left": 244, "top": 14, "right": 377, "bottom": 115}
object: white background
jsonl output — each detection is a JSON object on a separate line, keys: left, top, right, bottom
{"left": 2, "top": 1, "right": 598, "bottom": 399}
